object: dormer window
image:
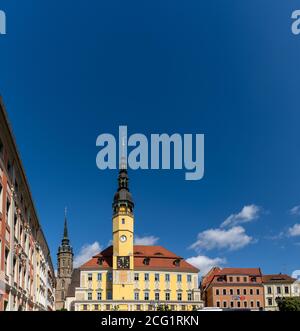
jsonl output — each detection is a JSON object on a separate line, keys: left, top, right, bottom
{"left": 143, "top": 257, "right": 150, "bottom": 265}
{"left": 173, "top": 259, "right": 181, "bottom": 267}
{"left": 97, "top": 257, "right": 104, "bottom": 266}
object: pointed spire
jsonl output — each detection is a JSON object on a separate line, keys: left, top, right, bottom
{"left": 63, "top": 207, "right": 68, "bottom": 238}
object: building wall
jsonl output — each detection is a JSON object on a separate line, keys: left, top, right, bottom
{"left": 0, "top": 98, "right": 55, "bottom": 311}
{"left": 73, "top": 268, "right": 201, "bottom": 311}
{"left": 263, "top": 283, "right": 293, "bottom": 311}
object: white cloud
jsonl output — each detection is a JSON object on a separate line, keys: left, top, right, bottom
{"left": 289, "top": 205, "right": 300, "bottom": 216}
{"left": 73, "top": 242, "right": 102, "bottom": 268}
{"left": 135, "top": 235, "right": 159, "bottom": 245}
{"left": 221, "top": 205, "right": 260, "bottom": 228}
{"left": 190, "top": 226, "right": 253, "bottom": 252}
{"left": 288, "top": 224, "right": 300, "bottom": 237}
{"left": 186, "top": 255, "right": 226, "bottom": 276}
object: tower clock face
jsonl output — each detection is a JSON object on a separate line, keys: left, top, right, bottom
{"left": 120, "top": 235, "right": 127, "bottom": 242}
{"left": 117, "top": 256, "right": 130, "bottom": 269}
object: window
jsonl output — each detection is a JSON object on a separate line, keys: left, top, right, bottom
{"left": 155, "top": 293, "right": 160, "bottom": 301}
{"left": 165, "top": 274, "right": 170, "bottom": 282}
{"left": 223, "top": 289, "right": 226, "bottom": 295}
{"left": 257, "top": 301, "right": 260, "bottom": 308}
{"left": 223, "top": 301, "right": 227, "bottom": 308}
{"left": 216, "top": 289, "right": 220, "bottom": 295}
{"left": 230, "top": 301, "right": 234, "bottom": 308}
{"left": 285, "top": 286, "right": 289, "bottom": 294}
{"left": 188, "top": 293, "right": 192, "bottom": 301}
{"left": 144, "top": 292, "right": 149, "bottom": 301}
{"left": 97, "top": 292, "right": 102, "bottom": 300}
{"left": 88, "top": 292, "right": 92, "bottom": 300}
{"left": 94, "top": 304, "right": 99, "bottom": 311}
{"left": 177, "top": 274, "right": 182, "bottom": 283}
{"left": 165, "top": 292, "right": 170, "bottom": 301}
{"left": 134, "top": 273, "right": 139, "bottom": 281}
{"left": 122, "top": 218, "right": 125, "bottom": 224}
{"left": 244, "top": 301, "right": 247, "bottom": 308}
{"left": 243, "top": 289, "right": 247, "bottom": 295}
{"left": 237, "top": 289, "right": 240, "bottom": 295}
{"left": 177, "top": 293, "right": 182, "bottom": 301}
{"left": 83, "top": 304, "right": 87, "bottom": 311}
{"left": 216, "top": 301, "right": 220, "bottom": 307}
{"left": 243, "top": 277, "right": 247, "bottom": 282}
{"left": 155, "top": 273, "right": 160, "bottom": 282}
{"left": 267, "top": 286, "right": 272, "bottom": 294}
{"left": 250, "top": 301, "right": 254, "bottom": 308}
{"left": 250, "top": 289, "right": 253, "bottom": 295}
{"left": 144, "top": 273, "right": 149, "bottom": 281}
{"left": 237, "top": 301, "right": 241, "bottom": 308}
{"left": 187, "top": 275, "right": 192, "bottom": 283}
{"left": 97, "top": 273, "right": 102, "bottom": 281}
{"left": 229, "top": 277, "right": 233, "bottom": 282}
{"left": 268, "top": 298, "right": 273, "bottom": 306}
{"left": 107, "top": 291, "right": 112, "bottom": 300}
{"left": 256, "top": 289, "right": 260, "bottom": 295}
{"left": 230, "top": 289, "right": 233, "bottom": 295}
{"left": 5, "top": 248, "right": 9, "bottom": 276}
{"left": 277, "top": 286, "right": 281, "bottom": 294}
{"left": 134, "top": 292, "right": 139, "bottom": 301}
{"left": 107, "top": 272, "right": 113, "bottom": 281}
{"left": 88, "top": 273, "right": 92, "bottom": 281}
{"left": 236, "top": 277, "right": 240, "bottom": 282}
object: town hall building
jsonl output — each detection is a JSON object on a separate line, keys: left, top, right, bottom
{"left": 62, "top": 167, "right": 202, "bottom": 311}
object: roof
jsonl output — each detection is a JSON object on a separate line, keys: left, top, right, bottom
{"left": 66, "top": 269, "right": 80, "bottom": 298}
{"left": 262, "top": 274, "right": 296, "bottom": 284}
{"left": 201, "top": 267, "right": 263, "bottom": 289}
{"left": 80, "top": 245, "right": 199, "bottom": 273}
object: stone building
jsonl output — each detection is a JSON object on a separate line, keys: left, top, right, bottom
{"left": 55, "top": 216, "right": 73, "bottom": 310}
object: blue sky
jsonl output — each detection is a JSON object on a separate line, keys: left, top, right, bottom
{"left": 0, "top": 1, "right": 300, "bottom": 276}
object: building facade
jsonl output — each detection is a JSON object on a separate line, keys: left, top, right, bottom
{"left": 0, "top": 97, "right": 55, "bottom": 311}
{"left": 201, "top": 267, "right": 264, "bottom": 310}
{"left": 262, "top": 274, "right": 296, "bottom": 311}
{"left": 55, "top": 216, "right": 73, "bottom": 310}
{"left": 69, "top": 167, "right": 202, "bottom": 311}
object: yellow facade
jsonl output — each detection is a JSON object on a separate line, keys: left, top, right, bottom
{"left": 71, "top": 169, "right": 203, "bottom": 311}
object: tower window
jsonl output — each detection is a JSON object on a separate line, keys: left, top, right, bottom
{"left": 144, "top": 273, "right": 149, "bottom": 281}
{"left": 154, "top": 273, "right": 160, "bottom": 282}
{"left": 88, "top": 273, "right": 93, "bottom": 281}
{"left": 187, "top": 275, "right": 192, "bottom": 282}
{"left": 122, "top": 218, "right": 125, "bottom": 224}
{"left": 97, "top": 273, "right": 102, "bottom": 281}
{"left": 134, "top": 273, "right": 139, "bottom": 281}
{"left": 177, "top": 274, "right": 182, "bottom": 283}
{"left": 165, "top": 274, "right": 170, "bottom": 282}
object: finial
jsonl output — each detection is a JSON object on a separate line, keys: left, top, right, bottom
{"left": 120, "top": 133, "right": 127, "bottom": 170}
{"left": 65, "top": 206, "right": 67, "bottom": 218}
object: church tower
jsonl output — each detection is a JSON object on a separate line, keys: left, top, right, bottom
{"left": 55, "top": 212, "right": 73, "bottom": 310}
{"left": 112, "top": 161, "right": 135, "bottom": 301}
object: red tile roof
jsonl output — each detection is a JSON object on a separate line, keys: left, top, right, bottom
{"left": 80, "top": 245, "right": 199, "bottom": 273}
{"left": 262, "top": 274, "right": 296, "bottom": 284}
{"left": 201, "top": 267, "right": 263, "bottom": 289}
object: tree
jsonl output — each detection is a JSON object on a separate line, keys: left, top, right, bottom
{"left": 276, "top": 297, "right": 300, "bottom": 311}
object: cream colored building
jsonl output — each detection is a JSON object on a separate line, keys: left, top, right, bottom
{"left": 262, "top": 274, "right": 296, "bottom": 311}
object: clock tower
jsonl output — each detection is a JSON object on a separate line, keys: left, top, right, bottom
{"left": 112, "top": 163, "right": 135, "bottom": 301}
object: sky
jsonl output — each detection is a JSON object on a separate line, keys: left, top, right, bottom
{"left": 0, "top": 0, "right": 300, "bottom": 277}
